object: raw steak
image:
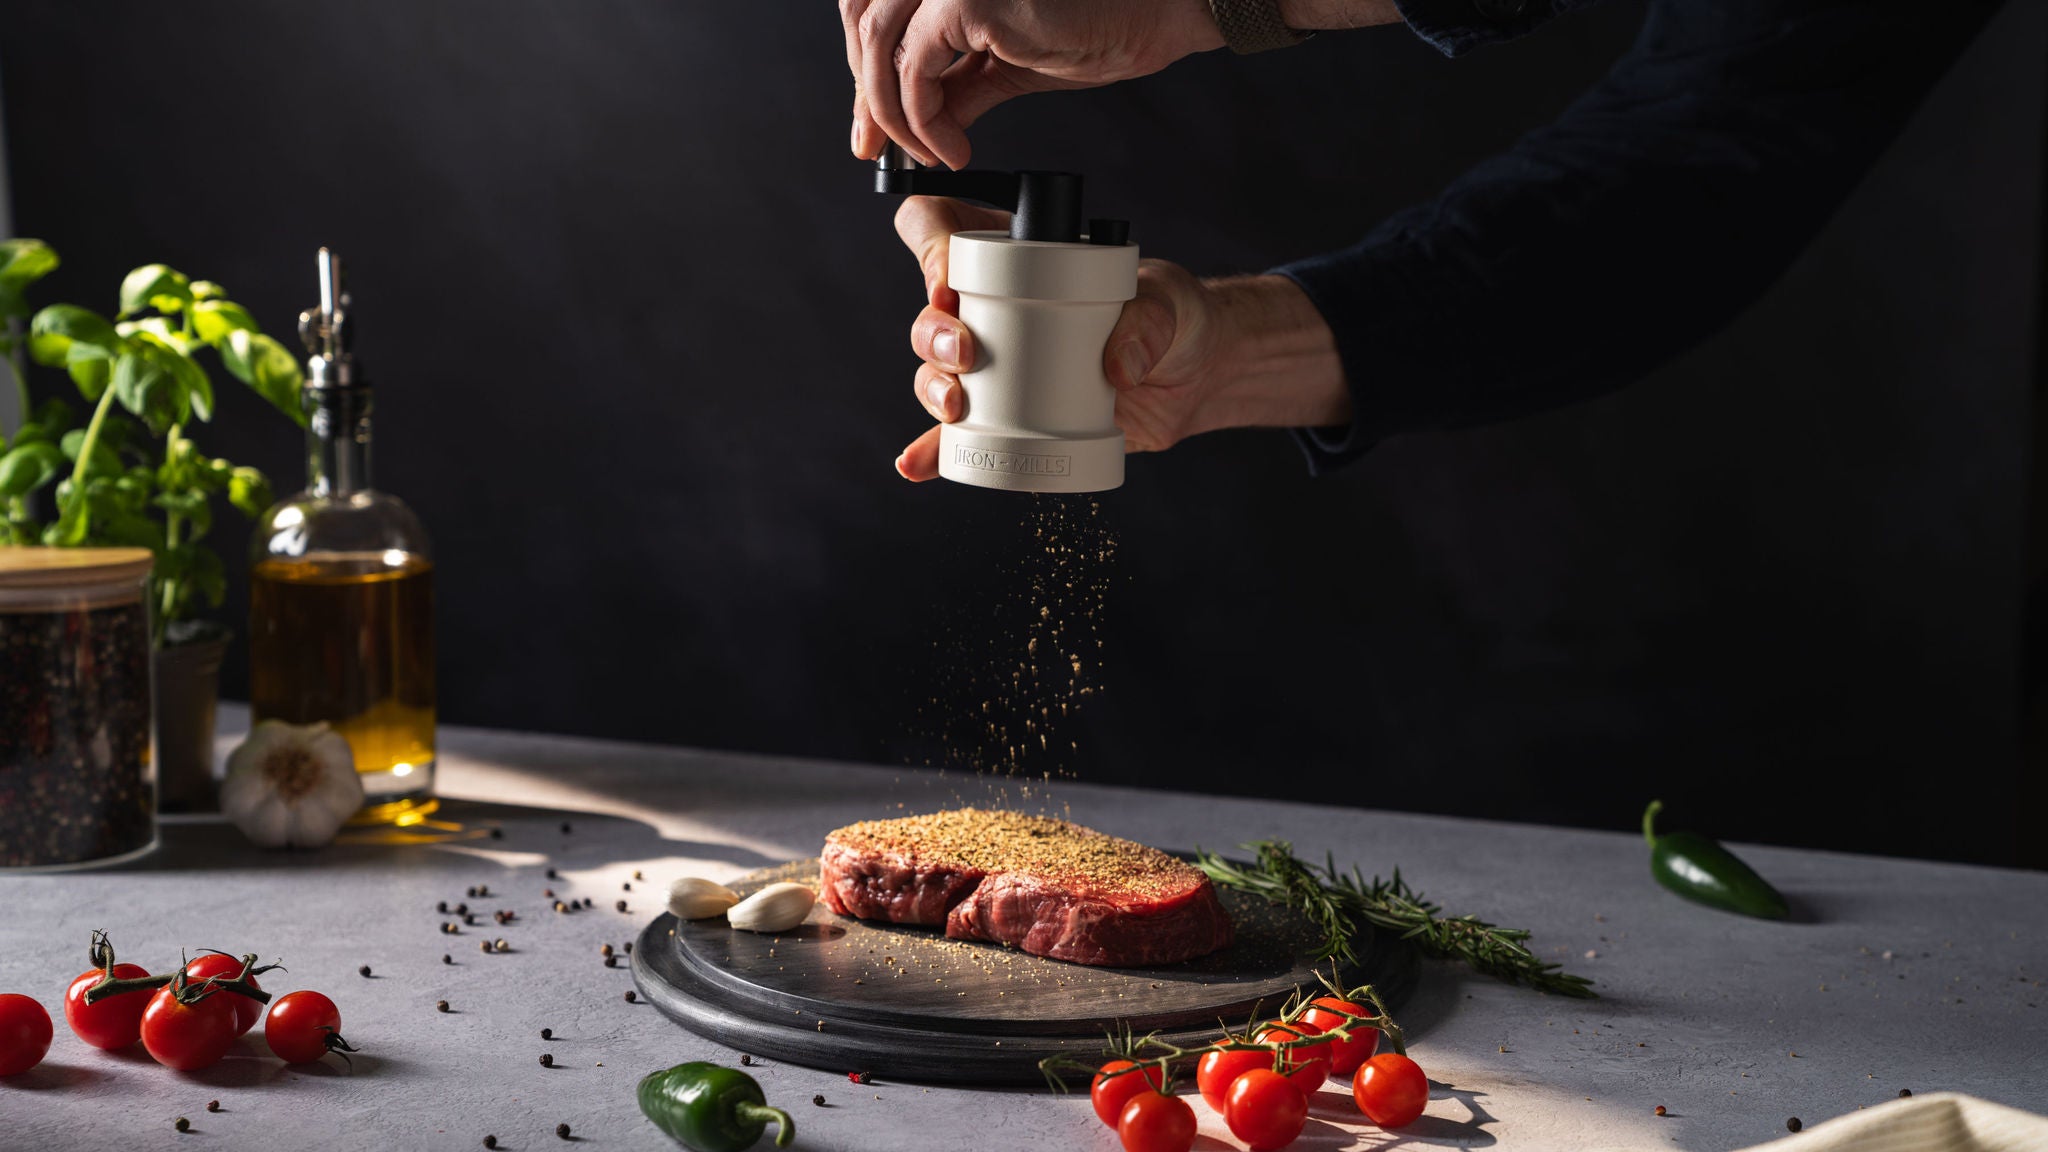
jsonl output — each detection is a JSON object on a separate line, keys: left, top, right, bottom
{"left": 819, "top": 808, "right": 1234, "bottom": 967}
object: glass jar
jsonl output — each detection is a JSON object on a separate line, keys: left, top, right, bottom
{"left": 0, "top": 547, "right": 158, "bottom": 870}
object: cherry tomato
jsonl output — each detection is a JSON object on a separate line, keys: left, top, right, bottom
{"left": 1353, "top": 1052, "right": 1430, "bottom": 1128}
{"left": 1197, "top": 1045, "right": 1272, "bottom": 1111}
{"left": 1117, "top": 1089, "right": 1197, "bottom": 1152}
{"left": 140, "top": 987, "right": 238, "bottom": 1071}
{"left": 1299, "top": 996, "right": 1380, "bottom": 1075}
{"left": 1254, "top": 1024, "right": 1330, "bottom": 1095}
{"left": 63, "top": 965, "right": 152, "bottom": 1050}
{"left": 265, "top": 991, "right": 348, "bottom": 1064}
{"left": 1224, "top": 1067, "right": 1309, "bottom": 1152}
{"left": 184, "top": 954, "right": 262, "bottom": 1036}
{"left": 0, "top": 994, "right": 53, "bottom": 1077}
{"left": 1091, "top": 1059, "right": 1166, "bottom": 1127}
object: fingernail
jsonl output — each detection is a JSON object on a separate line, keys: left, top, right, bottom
{"left": 851, "top": 118, "right": 862, "bottom": 156}
{"left": 927, "top": 377, "right": 953, "bottom": 419}
{"left": 932, "top": 329, "right": 961, "bottom": 370}
{"left": 1115, "top": 343, "right": 1149, "bottom": 387}
{"left": 894, "top": 452, "right": 909, "bottom": 477}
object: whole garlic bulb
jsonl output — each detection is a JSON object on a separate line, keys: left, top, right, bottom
{"left": 726, "top": 882, "right": 816, "bottom": 933}
{"left": 669, "top": 877, "right": 741, "bottom": 920}
{"left": 219, "top": 720, "right": 364, "bottom": 849}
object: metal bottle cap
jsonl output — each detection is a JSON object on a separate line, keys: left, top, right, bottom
{"left": 298, "top": 247, "right": 359, "bottom": 389}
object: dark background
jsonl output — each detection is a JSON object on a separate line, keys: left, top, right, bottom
{"left": 3, "top": 3, "right": 2042, "bottom": 866}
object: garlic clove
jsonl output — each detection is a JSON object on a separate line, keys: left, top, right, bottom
{"left": 726, "top": 881, "right": 816, "bottom": 934}
{"left": 668, "top": 876, "right": 741, "bottom": 920}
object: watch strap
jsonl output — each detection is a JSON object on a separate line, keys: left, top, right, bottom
{"left": 1207, "top": 0, "right": 1313, "bottom": 53}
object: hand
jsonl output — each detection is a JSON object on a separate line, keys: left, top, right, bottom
{"left": 891, "top": 196, "right": 1352, "bottom": 481}
{"left": 841, "top": 0, "right": 1225, "bottom": 170}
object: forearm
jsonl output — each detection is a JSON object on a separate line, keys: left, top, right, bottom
{"left": 1188, "top": 276, "right": 1351, "bottom": 435}
{"left": 1279, "top": 0, "right": 1999, "bottom": 469}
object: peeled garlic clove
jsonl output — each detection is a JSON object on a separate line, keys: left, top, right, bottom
{"left": 669, "top": 876, "right": 741, "bottom": 920}
{"left": 726, "top": 882, "right": 816, "bottom": 933}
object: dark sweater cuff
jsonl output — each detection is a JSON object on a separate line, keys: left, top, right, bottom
{"left": 1394, "top": 0, "right": 1601, "bottom": 57}
{"left": 1276, "top": 266, "right": 1380, "bottom": 476}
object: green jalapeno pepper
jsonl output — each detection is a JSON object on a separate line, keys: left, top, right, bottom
{"left": 638, "top": 1061, "right": 794, "bottom": 1151}
{"left": 1643, "top": 800, "right": 1790, "bottom": 920}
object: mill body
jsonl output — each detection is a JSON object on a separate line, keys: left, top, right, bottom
{"left": 941, "top": 231, "right": 1137, "bottom": 493}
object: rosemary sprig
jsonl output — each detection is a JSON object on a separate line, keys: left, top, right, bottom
{"left": 1195, "top": 841, "right": 1596, "bottom": 999}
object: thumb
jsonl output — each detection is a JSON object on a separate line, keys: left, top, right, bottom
{"left": 1103, "top": 263, "right": 1187, "bottom": 391}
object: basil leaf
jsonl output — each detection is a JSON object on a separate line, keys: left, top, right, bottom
{"left": 191, "top": 299, "right": 257, "bottom": 345}
{"left": 0, "top": 441, "right": 66, "bottom": 497}
{"left": 118, "top": 264, "right": 192, "bottom": 317}
{"left": 222, "top": 330, "right": 306, "bottom": 426}
{"left": 227, "top": 465, "right": 273, "bottom": 518}
{"left": 111, "top": 346, "right": 188, "bottom": 434}
{"left": 28, "top": 304, "right": 121, "bottom": 367}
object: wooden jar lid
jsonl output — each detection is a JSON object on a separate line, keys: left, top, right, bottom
{"left": 0, "top": 547, "right": 154, "bottom": 589}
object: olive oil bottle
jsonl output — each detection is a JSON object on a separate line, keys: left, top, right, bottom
{"left": 249, "top": 250, "right": 436, "bottom": 823}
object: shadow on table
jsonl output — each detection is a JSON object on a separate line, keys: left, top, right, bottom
{"left": 102, "top": 799, "right": 783, "bottom": 876}
{"left": 1301, "top": 1078, "right": 1500, "bottom": 1147}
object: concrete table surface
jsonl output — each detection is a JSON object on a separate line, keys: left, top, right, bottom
{"left": 2, "top": 706, "right": 2043, "bottom": 1152}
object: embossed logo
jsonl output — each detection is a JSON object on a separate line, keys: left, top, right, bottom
{"left": 953, "top": 446, "right": 1071, "bottom": 476}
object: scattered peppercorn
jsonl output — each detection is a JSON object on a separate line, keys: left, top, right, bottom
{"left": 600, "top": 943, "right": 614, "bottom": 957}
{"left": 622, "top": 882, "right": 632, "bottom": 892}
{"left": 443, "top": 954, "right": 453, "bottom": 965}
{"left": 615, "top": 900, "right": 628, "bottom": 913}
{"left": 623, "top": 942, "right": 632, "bottom": 954}
{"left": 465, "top": 914, "right": 479, "bottom": 927}
{"left": 849, "top": 1071, "right": 872, "bottom": 1085}
{"left": 812, "top": 1095, "right": 826, "bottom": 1107}
{"left": 1654, "top": 1106, "right": 1667, "bottom": 1117}
{"left": 437, "top": 1000, "right": 450, "bottom": 1013}
{"left": 478, "top": 885, "right": 490, "bottom": 898}
{"left": 1787, "top": 1118, "right": 1803, "bottom": 1133}
{"left": 483, "top": 1137, "right": 498, "bottom": 1149}
{"left": 604, "top": 956, "right": 617, "bottom": 969}
{"left": 541, "top": 1027, "right": 554, "bottom": 1040}
{"left": 633, "top": 870, "right": 644, "bottom": 880}
{"left": 554, "top": 901, "right": 568, "bottom": 913}
{"left": 438, "top": 901, "right": 450, "bottom": 913}
{"left": 495, "top": 939, "right": 510, "bottom": 953}
{"left": 560, "top": 822, "right": 572, "bottom": 834}
{"left": 1900, "top": 1089, "right": 1913, "bottom": 1098}
{"left": 490, "top": 828, "right": 503, "bottom": 840}
{"left": 467, "top": 886, "right": 478, "bottom": 898}
{"left": 556, "top": 1123, "right": 571, "bottom": 1139}
{"left": 540, "top": 1053, "right": 554, "bottom": 1068}
{"left": 623, "top": 990, "right": 637, "bottom": 1003}
{"left": 175, "top": 1117, "right": 190, "bottom": 1132}
{"left": 442, "top": 922, "right": 458, "bottom": 934}
{"left": 547, "top": 867, "right": 558, "bottom": 879}
{"left": 740, "top": 1054, "right": 753, "bottom": 1066}
{"left": 359, "top": 965, "right": 372, "bottom": 977}
{"left": 480, "top": 940, "right": 493, "bottom": 953}
{"left": 456, "top": 903, "right": 469, "bottom": 915}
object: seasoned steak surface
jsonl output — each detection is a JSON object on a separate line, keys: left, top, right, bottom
{"left": 819, "top": 809, "right": 1234, "bottom": 967}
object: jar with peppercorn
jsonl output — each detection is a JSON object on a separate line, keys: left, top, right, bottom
{"left": 0, "top": 547, "right": 158, "bottom": 869}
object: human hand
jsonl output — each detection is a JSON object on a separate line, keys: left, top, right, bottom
{"left": 841, "top": 0, "right": 1225, "bottom": 170}
{"left": 891, "top": 196, "right": 1352, "bottom": 481}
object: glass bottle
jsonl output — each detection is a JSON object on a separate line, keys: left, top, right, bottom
{"left": 248, "top": 249, "right": 436, "bottom": 824}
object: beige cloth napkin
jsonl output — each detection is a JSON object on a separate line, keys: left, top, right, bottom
{"left": 1740, "top": 1094, "right": 2048, "bottom": 1152}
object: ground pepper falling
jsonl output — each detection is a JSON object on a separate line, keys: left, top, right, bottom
{"left": 904, "top": 495, "right": 1117, "bottom": 798}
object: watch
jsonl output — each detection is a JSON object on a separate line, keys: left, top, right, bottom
{"left": 1207, "top": 0, "right": 1313, "bottom": 53}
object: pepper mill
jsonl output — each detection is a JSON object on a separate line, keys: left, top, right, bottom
{"left": 874, "top": 144, "right": 1136, "bottom": 493}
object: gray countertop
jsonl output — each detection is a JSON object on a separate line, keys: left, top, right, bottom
{"left": 2, "top": 706, "right": 2043, "bottom": 1151}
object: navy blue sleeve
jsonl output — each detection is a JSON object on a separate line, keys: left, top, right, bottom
{"left": 1280, "top": 0, "right": 2001, "bottom": 474}
{"left": 1396, "top": 0, "right": 1610, "bottom": 58}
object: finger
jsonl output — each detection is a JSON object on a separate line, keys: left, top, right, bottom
{"left": 939, "top": 52, "right": 1079, "bottom": 133}
{"left": 842, "top": 0, "right": 884, "bottom": 158}
{"left": 913, "top": 362, "right": 964, "bottom": 423}
{"left": 894, "top": 195, "right": 1011, "bottom": 306}
{"left": 858, "top": 0, "right": 933, "bottom": 166}
{"left": 896, "top": 425, "right": 942, "bottom": 481}
{"left": 911, "top": 304, "right": 974, "bottom": 373}
{"left": 899, "top": 7, "right": 971, "bottom": 170}
{"left": 1103, "top": 264, "right": 1184, "bottom": 390}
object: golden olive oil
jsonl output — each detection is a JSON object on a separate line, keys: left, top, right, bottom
{"left": 250, "top": 553, "right": 436, "bottom": 821}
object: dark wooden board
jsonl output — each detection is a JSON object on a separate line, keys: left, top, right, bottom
{"left": 632, "top": 858, "right": 1417, "bottom": 1085}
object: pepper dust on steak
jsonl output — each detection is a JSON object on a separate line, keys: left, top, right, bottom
{"left": 819, "top": 808, "right": 1234, "bottom": 967}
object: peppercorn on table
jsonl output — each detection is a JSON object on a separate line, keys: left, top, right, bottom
{"left": 1, "top": 705, "right": 2043, "bottom": 1151}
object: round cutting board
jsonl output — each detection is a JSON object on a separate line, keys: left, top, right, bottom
{"left": 632, "top": 858, "right": 1417, "bottom": 1085}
